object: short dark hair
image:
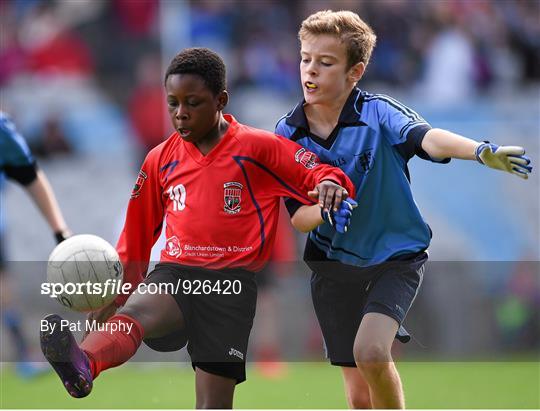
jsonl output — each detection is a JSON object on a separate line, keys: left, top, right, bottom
{"left": 164, "top": 48, "right": 226, "bottom": 96}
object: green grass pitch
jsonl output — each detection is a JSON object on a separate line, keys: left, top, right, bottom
{"left": 1, "top": 362, "right": 538, "bottom": 408}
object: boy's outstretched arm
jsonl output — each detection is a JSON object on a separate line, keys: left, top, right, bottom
{"left": 421, "top": 128, "right": 532, "bottom": 179}
{"left": 26, "top": 169, "right": 72, "bottom": 242}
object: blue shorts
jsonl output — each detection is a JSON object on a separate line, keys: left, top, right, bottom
{"left": 309, "top": 249, "right": 427, "bottom": 366}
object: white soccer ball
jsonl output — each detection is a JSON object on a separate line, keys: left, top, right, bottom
{"left": 46, "top": 234, "right": 123, "bottom": 312}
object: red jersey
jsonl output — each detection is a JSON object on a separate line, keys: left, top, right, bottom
{"left": 115, "top": 115, "right": 355, "bottom": 304}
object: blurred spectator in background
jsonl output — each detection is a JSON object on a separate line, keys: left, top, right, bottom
{"left": 22, "top": 5, "right": 94, "bottom": 77}
{"left": 1, "top": 0, "right": 134, "bottom": 154}
{"left": 418, "top": 3, "right": 476, "bottom": 103}
{"left": 0, "top": 3, "right": 28, "bottom": 86}
{"left": 113, "top": 0, "right": 157, "bottom": 37}
{"left": 32, "top": 115, "right": 72, "bottom": 157}
{"left": 495, "top": 259, "right": 540, "bottom": 350}
{"left": 2, "top": 0, "right": 538, "bottom": 153}
{"left": 128, "top": 53, "right": 169, "bottom": 167}
{"left": 189, "top": 0, "right": 235, "bottom": 58}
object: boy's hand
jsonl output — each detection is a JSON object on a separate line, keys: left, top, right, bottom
{"left": 308, "top": 180, "right": 349, "bottom": 212}
{"left": 475, "top": 142, "right": 532, "bottom": 179}
{"left": 321, "top": 198, "right": 358, "bottom": 233}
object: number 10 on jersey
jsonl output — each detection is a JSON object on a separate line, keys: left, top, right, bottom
{"left": 167, "top": 184, "right": 186, "bottom": 211}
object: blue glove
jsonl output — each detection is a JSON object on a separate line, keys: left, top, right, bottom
{"left": 321, "top": 198, "right": 358, "bottom": 234}
{"left": 475, "top": 142, "right": 532, "bottom": 179}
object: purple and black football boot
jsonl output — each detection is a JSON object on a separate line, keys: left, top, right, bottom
{"left": 40, "top": 314, "right": 93, "bottom": 398}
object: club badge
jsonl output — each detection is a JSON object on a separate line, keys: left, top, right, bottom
{"left": 295, "top": 148, "right": 319, "bottom": 169}
{"left": 131, "top": 170, "right": 148, "bottom": 199}
{"left": 224, "top": 182, "right": 243, "bottom": 214}
{"left": 354, "top": 149, "right": 374, "bottom": 174}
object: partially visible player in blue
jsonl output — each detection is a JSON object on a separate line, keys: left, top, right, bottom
{"left": 0, "top": 111, "right": 71, "bottom": 377}
{"left": 275, "top": 10, "right": 532, "bottom": 409}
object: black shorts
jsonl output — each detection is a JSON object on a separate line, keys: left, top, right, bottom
{"left": 142, "top": 263, "right": 257, "bottom": 384}
{"left": 309, "top": 250, "right": 427, "bottom": 367}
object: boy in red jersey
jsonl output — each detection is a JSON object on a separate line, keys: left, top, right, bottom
{"left": 40, "top": 48, "right": 355, "bottom": 408}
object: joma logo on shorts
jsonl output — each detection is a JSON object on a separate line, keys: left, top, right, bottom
{"left": 228, "top": 347, "right": 244, "bottom": 360}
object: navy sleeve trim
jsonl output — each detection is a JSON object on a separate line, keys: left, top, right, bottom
{"left": 395, "top": 124, "right": 451, "bottom": 164}
{"left": 285, "top": 197, "right": 303, "bottom": 217}
{"left": 408, "top": 124, "right": 432, "bottom": 160}
{"left": 4, "top": 163, "right": 38, "bottom": 185}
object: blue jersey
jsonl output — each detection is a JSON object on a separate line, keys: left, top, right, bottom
{"left": 0, "top": 112, "right": 38, "bottom": 233}
{"left": 276, "top": 88, "right": 450, "bottom": 268}
{"left": 0, "top": 111, "right": 37, "bottom": 185}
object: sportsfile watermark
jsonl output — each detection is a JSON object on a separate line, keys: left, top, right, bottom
{"left": 4, "top": 260, "right": 539, "bottom": 363}
{"left": 40, "top": 317, "right": 135, "bottom": 335}
{"left": 40, "top": 278, "right": 242, "bottom": 299}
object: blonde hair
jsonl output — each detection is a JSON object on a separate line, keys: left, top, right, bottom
{"left": 299, "top": 10, "right": 376, "bottom": 69}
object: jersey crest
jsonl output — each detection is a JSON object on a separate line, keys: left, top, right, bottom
{"left": 131, "top": 170, "right": 148, "bottom": 199}
{"left": 295, "top": 148, "right": 319, "bottom": 169}
{"left": 354, "top": 149, "right": 374, "bottom": 174}
{"left": 223, "top": 182, "right": 243, "bottom": 214}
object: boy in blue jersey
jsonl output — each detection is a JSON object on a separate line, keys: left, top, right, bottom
{"left": 275, "top": 10, "right": 532, "bottom": 409}
{"left": 0, "top": 111, "right": 71, "bottom": 377}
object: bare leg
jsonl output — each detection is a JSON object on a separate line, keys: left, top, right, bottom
{"left": 195, "top": 367, "right": 236, "bottom": 409}
{"left": 341, "top": 366, "right": 372, "bottom": 408}
{"left": 118, "top": 291, "right": 185, "bottom": 338}
{"left": 41, "top": 288, "right": 186, "bottom": 398}
{"left": 354, "top": 313, "right": 404, "bottom": 409}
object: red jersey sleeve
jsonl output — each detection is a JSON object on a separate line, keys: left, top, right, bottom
{"left": 115, "top": 148, "right": 164, "bottom": 306}
{"left": 250, "top": 132, "right": 356, "bottom": 203}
